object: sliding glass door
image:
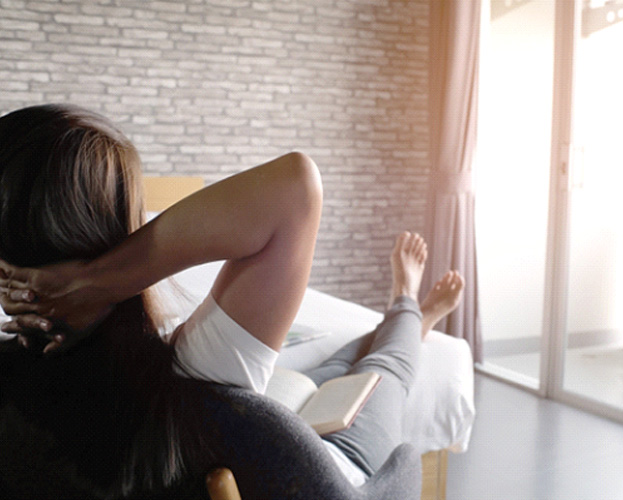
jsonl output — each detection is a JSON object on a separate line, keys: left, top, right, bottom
{"left": 477, "top": 0, "right": 556, "bottom": 390}
{"left": 478, "top": 0, "right": 623, "bottom": 422}
{"left": 556, "top": 0, "right": 623, "bottom": 418}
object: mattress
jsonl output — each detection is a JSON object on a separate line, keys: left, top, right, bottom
{"left": 159, "top": 260, "right": 475, "bottom": 455}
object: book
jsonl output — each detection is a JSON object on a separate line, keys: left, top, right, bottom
{"left": 283, "top": 324, "right": 331, "bottom": 347}
{"left": 265, "top": 367, "right": 381, "bottom": 436}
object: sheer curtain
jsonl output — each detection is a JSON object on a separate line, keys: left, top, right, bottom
{"left": 422, "top": 0, "right": 482, "bottom": 362}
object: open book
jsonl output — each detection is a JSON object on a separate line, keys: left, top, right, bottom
{"left": 265, "top": 367, "right": 381, "bottom": 436}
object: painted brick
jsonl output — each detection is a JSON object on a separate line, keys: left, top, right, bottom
{"left": 0, "top": 19, "right": 39, "bottom": 30}
{"left": 53, "top": 14, "right": 104, "bottom": 26}
{"left": 0, "top": 0, "right": 429, "bottom": 312}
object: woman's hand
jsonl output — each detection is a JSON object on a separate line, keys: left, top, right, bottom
{"left": 0, "top": 259, "right": 114, "bottom": 353}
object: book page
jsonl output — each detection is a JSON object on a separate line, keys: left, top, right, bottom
{"left": 298, "top": 372, "right": 381, "bottom": 435}
{"left": 264, "top": 367, "right": 318, "bottom": 413}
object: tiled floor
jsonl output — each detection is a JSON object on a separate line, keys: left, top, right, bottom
{"left": 446, "top": 374, "right": 623, "bottom": 500}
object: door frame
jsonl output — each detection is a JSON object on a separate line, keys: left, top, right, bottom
{"left": 541, "top": 0, "right": 579, "bottom": 401}
{"left": 546, "top": 0, "right": 623, "bottom": 423}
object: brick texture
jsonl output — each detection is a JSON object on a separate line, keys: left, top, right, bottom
{"left": 0, "top": 0, "right": 429, "bottom": 311}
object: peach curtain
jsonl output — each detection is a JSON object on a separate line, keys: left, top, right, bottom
{"left": 422, "top": 0, "right": 482, "bottom": 362}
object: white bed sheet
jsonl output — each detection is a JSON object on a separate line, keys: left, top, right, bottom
{"left": 159, "top": 261, "right": 475, "bottom": 455}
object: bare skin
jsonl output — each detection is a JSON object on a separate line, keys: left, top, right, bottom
{"left": 387, "top": 231, "right": 464, "bottom": 337}
{"left": 421, "top": 270, "right": 464, "bottom": 337}
{"left": 388, "top": 231, "right": 428, "bottom": 309}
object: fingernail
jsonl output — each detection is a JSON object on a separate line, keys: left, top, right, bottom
{"left": 39, "top": 320, "right": 51, "bottom": 331}
{"left": 54, "top": 334, "right": 64, "bottom": 343}
{"left": 22, "top": 290, "right": 33, "bottom": 302}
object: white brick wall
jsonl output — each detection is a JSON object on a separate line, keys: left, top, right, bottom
{"left": 0, "top": 0, "right": 429, "bottom": 311}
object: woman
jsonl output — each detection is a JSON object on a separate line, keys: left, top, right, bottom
{"left": 0, "top": 103, "right": 325, "bottom": 498}
{"left": 0, "top": 104, "right": 462, "bottom": 498}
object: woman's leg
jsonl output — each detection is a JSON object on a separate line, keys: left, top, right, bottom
{"left": 206, "top": 153, "right": 323, "bottom": 351}
{"left": 323, "top": 301, "right": 424, "bottom": 475}
{"left": 304, "top": 231, "right": 429, "bottom": 386}
{"left": 321, "top": 233, "right": 464, "bottom": 477}
{"left": 317, "top": 232, "right": 426, "bottom": 475}
{"left": 307, "top": 242, "right": 467, "bottom": 385}
{"left": 303, "top": 332, "right": 375, "bottom": 386}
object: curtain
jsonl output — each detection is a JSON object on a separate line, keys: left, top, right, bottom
{"left": 422, "top": 0, "right": 482, "bottom": 362}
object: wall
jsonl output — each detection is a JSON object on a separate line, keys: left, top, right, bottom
{"left": 0, "top": 0, "right": 430, "bottom": 311}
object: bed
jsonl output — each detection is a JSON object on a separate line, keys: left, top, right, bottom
{"left": 146, "top": 177, "right": 476, "bottom": 500}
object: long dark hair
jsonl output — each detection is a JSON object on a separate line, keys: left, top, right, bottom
{"left": 0, "top": 104, "right": 194, "bottom": 498}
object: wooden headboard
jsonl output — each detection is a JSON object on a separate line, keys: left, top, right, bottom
{"left": 143, "top": 176, "right": 205, "bottom": 212}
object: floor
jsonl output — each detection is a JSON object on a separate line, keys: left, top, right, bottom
{"left": 488, "top": 342, "right": 623, "bottom": 409}
{"left": 446, "top": 374, "right": 623, "bottom": 500}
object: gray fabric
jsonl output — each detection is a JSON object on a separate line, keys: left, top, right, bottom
{"left": 304, "top": 296, "right": 422, "bottom": 476}
{"left": 423, "top": 0, "right": 483, "bottom": 363}
{"left": 196, "top": 381, "right": 422, "bottom": 500}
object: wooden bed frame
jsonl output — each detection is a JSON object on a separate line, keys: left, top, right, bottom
{"left": 421, "top": 450, "right": 448, "bottom": 500}
{"left": 143, "top": 175, "right": 449, "bottom": 500}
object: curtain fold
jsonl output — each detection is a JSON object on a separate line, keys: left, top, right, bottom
{"left": 422, "top": 0, "right": 482, "bottom": 362}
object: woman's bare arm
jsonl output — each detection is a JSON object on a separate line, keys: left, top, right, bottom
{"left": 0, "top": 152, "right": 322, "bottom": 352}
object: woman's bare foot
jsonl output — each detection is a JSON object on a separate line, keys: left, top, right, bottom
{"left": 388, "top": 231, "right": 428, "bottom": 309}
{"left": 420, "top": 270, "right": 465, "bottom": 337}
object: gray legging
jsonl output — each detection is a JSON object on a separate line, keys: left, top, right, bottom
{"left": 303, "top": 296, "right": 422, "bottom": 477}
